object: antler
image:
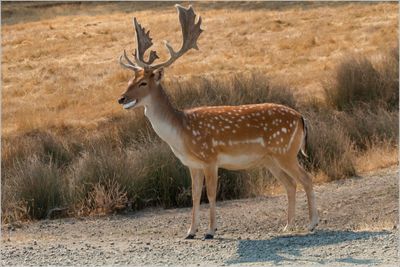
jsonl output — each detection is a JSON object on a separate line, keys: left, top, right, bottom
{"left": 149, "top": 4, "right": 203, "bottom": 69}
{"left": 133, "top": 18, "right": 159, "bottom": 67}
{"left": 119, "top": 4, "right": 203, "bottom": 72}
{"left": 119, "top": 50, "right": 142, "bottom": 71}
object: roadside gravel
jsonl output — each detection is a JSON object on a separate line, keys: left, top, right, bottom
{"left": 1, "top": 167, "right": 398, "bottom": 266}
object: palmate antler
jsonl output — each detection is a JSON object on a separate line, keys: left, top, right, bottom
{"left": 119, "top": 4, "right": 203, "bottom": 72}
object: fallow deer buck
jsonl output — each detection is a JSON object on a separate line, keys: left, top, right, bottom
{"left": 118, "top": 5, "right": 319, "bottom": 239}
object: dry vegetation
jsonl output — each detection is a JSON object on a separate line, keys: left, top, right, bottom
{"left": 1, "top": 2, "right": 398, "bottom": 222}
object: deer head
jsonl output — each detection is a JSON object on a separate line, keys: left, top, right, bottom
{"left": 118, "top": 4, "right": 203, "bottom": 110}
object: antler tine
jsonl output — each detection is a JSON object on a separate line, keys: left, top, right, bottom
{"left": 133, "top": 18, "right": 159, "bottom": 68}
{"left": 119, "top": 50, "right": 142, "bottom": 72}
{"left": 150, "top": 4, "right": 203, "bottom": 70}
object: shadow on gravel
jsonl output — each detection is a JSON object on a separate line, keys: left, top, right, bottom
{"left": 226, "top": 230, "right": 390, "bottom": 265}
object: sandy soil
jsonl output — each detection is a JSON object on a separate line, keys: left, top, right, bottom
{"left": 1, "top": 167, "right": 398, "bottom": 266}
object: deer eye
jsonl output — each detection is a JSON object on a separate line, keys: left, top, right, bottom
{"left": 139, "top": 82, "right": 147, "bottom": 87}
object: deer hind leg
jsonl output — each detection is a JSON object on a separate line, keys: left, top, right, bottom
{"left": 186, "top": 168, "right": 204, "bottom": 239}
{"left": 203, "top": 165, "right": 218, "bottom": 239}
{"left": 276, "top": 158, "right": 319, "bottom": 231}
{"left": 268, "top": 166, "right": 297, "bottom": 232}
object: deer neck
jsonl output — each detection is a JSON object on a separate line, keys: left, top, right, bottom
{"left": 144, "top": 84, "right": 185, "bottom": 148}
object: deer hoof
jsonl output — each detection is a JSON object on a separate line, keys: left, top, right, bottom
{"left": 308, "top": 222, "right": 318, "bottom": 232}
{"left": 203, "top": 234, "right": 214, "bottom": 240}
{"left": 185, "top": 234, "right": 195, "bottom": 239}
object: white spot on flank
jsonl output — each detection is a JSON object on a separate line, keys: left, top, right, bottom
{"left": 282, "top": 127, "right": 287, "bottom": 133}
{"left": 212, "top": 139, "right": 218, "bottom": 147}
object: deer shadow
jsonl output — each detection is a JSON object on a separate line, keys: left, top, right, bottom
{"left": 225, "top": 229, "right": 391, "bottom": 265}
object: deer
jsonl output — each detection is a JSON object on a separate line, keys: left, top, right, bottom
{"left": 117, "top": 4, "right": 319, "bottom": 240}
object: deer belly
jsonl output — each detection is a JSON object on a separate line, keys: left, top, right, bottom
{"left": 217, "top": 153, "right": 265, "bottom": 170}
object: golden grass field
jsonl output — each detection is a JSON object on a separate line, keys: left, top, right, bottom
{"left": 2, "top": 1, "right": 398, "bottom": 136}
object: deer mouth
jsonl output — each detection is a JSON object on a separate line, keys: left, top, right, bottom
{"left": 123, "top": 99, "right": 137, "bottom": 109}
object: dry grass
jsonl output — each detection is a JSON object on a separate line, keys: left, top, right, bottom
{"left": 324, "top": 48, "right": 399, "bottom": 111}
{"left": 81, "top": 179, "right": 128, "bottom": 216}
{"left": 1, "top": 2, "right": 397, "bottom": 135}
{"left": 354, "top": 142, "right": 398, "bottom": 173}
{"left": 1, "top": 2, "right": 398, "bottom": 222}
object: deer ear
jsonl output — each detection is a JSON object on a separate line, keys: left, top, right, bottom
{"left": 153, "top": 68, "right": 164, "bottom": 84}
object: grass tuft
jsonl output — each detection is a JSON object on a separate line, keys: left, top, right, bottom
{"left": 324, "top": 48, "right": 399, "bottom": 111}
{"left": 7, "top": 157, "right": 67, "bottom": 220}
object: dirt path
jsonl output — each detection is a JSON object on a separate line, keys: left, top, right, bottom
{"left": 1, "top": 167, "right": 398, "bottom": 266}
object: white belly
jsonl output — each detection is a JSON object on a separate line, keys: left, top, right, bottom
{"left": 217, "top": 153, "right": 265, "bottom": 170}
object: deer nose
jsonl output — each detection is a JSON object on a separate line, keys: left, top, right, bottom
{"left": 118, "top": 96, "right": 126, "bottom": 104}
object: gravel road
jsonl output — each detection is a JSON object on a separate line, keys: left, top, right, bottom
{"left": 1, "top": 167, "right": 398, "bottom": 266}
